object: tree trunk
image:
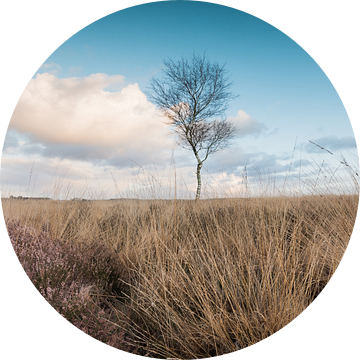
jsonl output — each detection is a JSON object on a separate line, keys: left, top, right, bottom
{"left": 196, "top": 162, "right": 203, "bottom": 200}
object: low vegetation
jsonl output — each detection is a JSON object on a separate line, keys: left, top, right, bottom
{"left": 3, "top": 189, "right": 358, "bottom": 358}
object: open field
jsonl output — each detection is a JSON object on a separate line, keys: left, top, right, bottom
{"left": 2, "top": 192, "right": 358, "bottom": 358}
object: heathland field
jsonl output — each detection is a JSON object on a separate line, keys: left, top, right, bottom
{"left": 2, "top": 191, "right": 358, "bottom": 358}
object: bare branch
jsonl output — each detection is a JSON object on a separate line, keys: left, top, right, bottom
{"left": 147, "top": 52, "right": 238, "bottom": 199}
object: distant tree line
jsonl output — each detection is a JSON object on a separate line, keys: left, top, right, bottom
{"left": 8, "top": 196, "right": 51, "bottom": 200}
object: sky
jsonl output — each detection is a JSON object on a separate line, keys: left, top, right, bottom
{"left": 1, "top": 0, "right": 358, "bottom": 199}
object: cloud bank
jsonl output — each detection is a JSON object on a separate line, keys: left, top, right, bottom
{"left": 2, "top": 72, "right": 309, "bottom": 198}
{"left": 9, "top": 73, "right": 175, "bottom": 166}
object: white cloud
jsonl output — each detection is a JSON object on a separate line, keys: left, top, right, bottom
{"left": 227, "top": 110, "right": 266, "bottom": 137}
{"left": 9, "top": 73, "right": 175, "bottom": 165}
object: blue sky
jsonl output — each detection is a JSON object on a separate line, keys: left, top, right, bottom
{"left": 1, "top": 1, "right": 357, "bottom": 198}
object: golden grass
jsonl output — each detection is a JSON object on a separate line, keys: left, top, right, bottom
{"left": 1, "top": 147, "right": 360, "bottom": 359}
{"left": 2, "top": 192, "right": 358, "bottom": 358}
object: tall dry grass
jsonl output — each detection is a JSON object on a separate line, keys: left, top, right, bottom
{"left": 2, "top": 191, "right": 358, "bottom": 358}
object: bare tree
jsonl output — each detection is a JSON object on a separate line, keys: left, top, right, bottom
{"left": 148, "top": 53, "right": 237, "bottom": 200}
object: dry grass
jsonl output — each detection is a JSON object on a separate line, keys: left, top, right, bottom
{"left": 2, "top": 191, "right": 358, "bottom": 358}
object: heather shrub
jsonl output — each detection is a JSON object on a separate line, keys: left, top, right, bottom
{"left": 6, "top": 220, "right": 130, "bottom": 351}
